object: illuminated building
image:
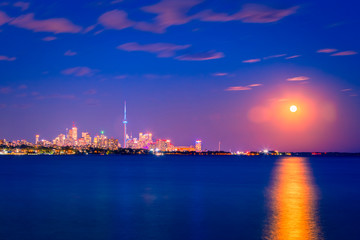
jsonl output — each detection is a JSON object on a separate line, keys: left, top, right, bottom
{"left": 72, "top": 124, "right": 78, "bottom": 141}
{"left": 93, "top": 135, "right": 100, "bottom": 147}
{"left": 35, "top": 134, "right": 39, "bottom": 144}
{"left": 127, "top": 132, "right": 153, "bottom": 149}
{"left": 174, "top": 146, "right": 196, "bottom": 152}
{"left": 195, "top": 140, "right": 202, "bottom": 152}
{"left": 149, "top": 139, "right": 175, "bottom": 152}
{"left": 82, "top": 132, "right": 92, "bottom": 145}
{"left": 53, "top": 134, "right": 65, "bottom": 146}
{"left": 108, "top": 138, "right": 120, "bottom": 150}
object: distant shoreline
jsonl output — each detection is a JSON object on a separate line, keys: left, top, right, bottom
{"left": 1, "top": 147, "right": 360, "bottom": 157}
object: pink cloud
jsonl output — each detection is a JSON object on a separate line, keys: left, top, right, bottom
{"left": 225, "top": 86, "right": 252, "bottom": 91}
{"left": 226, "top": 83, "right": 263, "bottom": 91}
{"left": 286, "top": 55, "right": 301, "bottom": 59}
{"left": 13, "top": 1, "right": 30, "bottom": 11}
{"left": 287, "top": 76, "right": 310, "bottom": 81}
{"left": 176, "top": 51, "right": 224, "bottom": 61}
{"left": 0, "top": 55, "right": 16, "bottom": 61}
{"left": 64, "top": 50, "right": 77, "bottom": 56}
{"left": 117, "top": 42, "right": 191, "bottom": 57}
{"left": 234, "top": 4, "right": 298, "bottom": 23}
{"left": 98, "top": 10, "right": 134, "bottom": 30}
{"left": 10, "top": 13, "right": 82, "bottom": 33}
{"left": 18, "top": 84, "right": 27, "bottom": 89}
{"left": 114, "top": 75, "right": 127, "bottom": 79}
{"left": 95, "top": 2, "right": 298, "bottom": 34}
{"left": 110, "top": 0, "right": 123, "bottom": 4}
{"left": 42, "top": 36, "right": 57, "bottom": 41}
{"left": 243, "top": 58, "right": 261, "bottom": 63}
{"left": 86, "top": 98, "right": 100, "bottom": 106}
{"left": 341, "top": 89, "right": 352, "bottom": 92}
{"left": 0, "top": 10, "right": 11, "bottom": 26}
{"left": 331, "top": 51, "right": 358, "bottom": 56}
{"left": 212, "top": 72, "right": 228, "bottom": 76}
{"left": 0, "top": 87, "right": 12, "bottom": 94}
{"left": 84, "top": 89, "right": 97, "bottom": 95}
{"left": 263, "top": 53, "right": 286, "bottom": 60}
{"left": 195, "top": 4, "right": 298, "bottom": 23}
{"left": 61, "top": 66, "right": 96, "bottom": 77}
{"left": 248, "top": 84, "right": 262, "bottom": 87}
{"left": 36, "top": 94, "right": 76, "bottom": 100}
{"left": 317, "top": 48, "right": 337, "bottom": 53}
{"left": 138, "top": 0, "right": 202, "bottom": 33}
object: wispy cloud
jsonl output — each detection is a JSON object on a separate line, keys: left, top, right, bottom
{"left": 287, "top": 76, "right": 310, "bottom": 81}
{"left": 0, "top": 55, "right": 16, "bottom": 61}
{"left": 98, "top": 10, "right": 134, "bottom": 30}
{"left": 10, "top": 13, "right": 82, "bottom": 33}
{"left": 0, "top": 87, "right": 12, "bottom": 94}
{"left": 114, "top": 75, "right": 127, "bottom": 79}
{"left": 95, "top": 2, "right": 298, "bottom": 34}
{"left": 137, "top": 0, "right": 202, "bottom": 33}
{"left": 13, "top": 2, "right": 30, "bottom": 11}
{"left": 176, "top": 51, "right": 224, "bottom": 61}
{"left": 83, "top": 89, "right": 97, "bottom": 95}
{"left": 243, "top": 58, "right": 261, "bottom": 63}
{"left": 286, "top": 55, "right": 301, "bottom": 59}
{"left": 36, "top": 94, "right": 76, "bottom": 100}
{"left": 263, "top": 54, "right": 286, "bottom": 60}
{"left": 64, "top": 50, "right": 77, "bottom": 56}
{"left": 42, "top": 36, "right": 57, "bottom": 41}
{"left": 110, "top": 0, "right": 123, "bottom": 4}
{"left": 117, "top": 42, "right": 190, "bottom": 58}
{"left": 18, "top": 84, "right": 27, "bottom": 89}
{"left": 226, "top": 86, "right": 252, "bottom": 91}
{"left": 212, "top": 72, "right": 228, "bottom": 76}
{"left": 225, "top": 83, "right": 262, "bottom": 91}
{"left": 0, "top": 10, "right": 11, "bottom": 26}
{"left": 195, "top": 4, "right": 298, "bottom": 23}
{"left": 341, "top": 89, "right": 352, "bottom": 92}
{"left": 317, "top": 48, "right": 337, "bottom": 53}
{"left": 85, "top": 98, "right": 100, "bottom": 106}
{"left": 331, "top": 51, "right": 358, "bottom": 56}
{"left": 61, "top": 66, "right": 97, "bottom": 77}
{"left": 248, "top": 84, "right": 262, "bottom": 87}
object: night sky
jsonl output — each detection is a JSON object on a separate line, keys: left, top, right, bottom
{"left": 0, "top": 0, "right": 359, "bottom": 152}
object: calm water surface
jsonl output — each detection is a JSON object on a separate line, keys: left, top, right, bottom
{"left": 0, "top": 155, "right": 359, "bottom": 240}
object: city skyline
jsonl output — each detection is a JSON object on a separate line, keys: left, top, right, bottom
{"left": 0, "top": 0, "right": 359, "bottom": 152}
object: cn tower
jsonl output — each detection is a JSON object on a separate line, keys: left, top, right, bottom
{"left": 123, "top": 101, "right": 128, "bottom": 148}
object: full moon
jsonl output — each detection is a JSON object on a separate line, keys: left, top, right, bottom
{"left": 290, "top": 105, "right": 297, "bottom": 112}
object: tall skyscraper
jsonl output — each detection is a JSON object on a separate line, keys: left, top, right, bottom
{"left": 35, "top": 135, "right": 39, "bottom": 144}
{"left": 123, "top": 101, "right": 128, "bottom": 148}
{"left": 72, "top": 123, "right": 78, "bottom": 141}
{"left": 195, "top": 140, "right": 202, "bottom": 152}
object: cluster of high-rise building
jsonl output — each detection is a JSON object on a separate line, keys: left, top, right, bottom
{"left": 31, "top": 126, "right": 201, "bottom": 152}
{"left": 46, "top": 125, "right": 120, "bottom": 150}
{"left": 0, "top": 102, "right": 202, "bottom": 152}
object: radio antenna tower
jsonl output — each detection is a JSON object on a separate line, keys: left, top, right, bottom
{"left": 123, "top": 101, "right": 128, "bottom": 148}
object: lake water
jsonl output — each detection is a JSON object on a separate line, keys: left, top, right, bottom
{"left": 0, "top": 155, "right": 359, "bottom": 240}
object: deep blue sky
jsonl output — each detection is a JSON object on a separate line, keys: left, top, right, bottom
{"left": 0, "top": 0, "right": 359, "bottom": 151}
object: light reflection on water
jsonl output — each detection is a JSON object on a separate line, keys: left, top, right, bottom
{"left": 264, "top": 157, "right": 322, "bottom": 240}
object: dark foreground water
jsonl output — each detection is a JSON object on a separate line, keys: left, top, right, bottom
{"left": 0, "top": 155, "right": 359, "bottom": 240}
